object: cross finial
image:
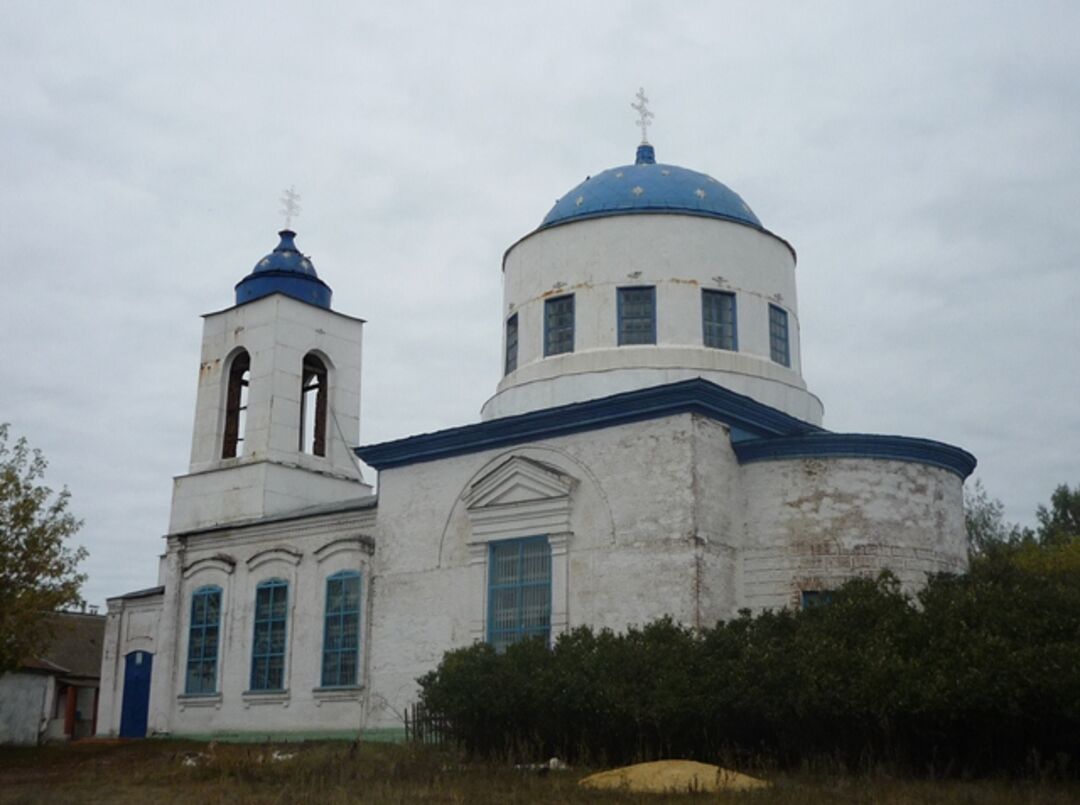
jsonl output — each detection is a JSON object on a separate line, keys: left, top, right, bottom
{"left": 280, "top": 185, "right": 302, "bottom": 230}
{"left": 631, "top": 87, "right": 654, "bottom": 144}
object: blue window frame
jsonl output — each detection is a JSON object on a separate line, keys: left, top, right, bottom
{"left": 321, "top": 571, "right": 362, "bottom": 688}
{"left": 617, "top": 286, "right": 656, "bottom": 345}
{"left": 250, "top": 578, "right": 288, "bottom": 691}
{"left": 769, "top": 304, "right": 790, "bottom": 367}
{"left": 703, "top": 290, "right": 737, "bottom": 350}
{"left": 185, "top": 585, "right": 221, "bottom": 694}
{"left": 544, "top": 295, "right": 574, "bottom": 356}
{"left": 487, "top": 537, "right": 552, "bottom": 652}
{"left": 504, "top": 314, "right": 518, "bottom": 375}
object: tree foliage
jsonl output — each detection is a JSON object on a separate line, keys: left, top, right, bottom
{"left": 0, "top": 423, "right": 87, "bottom": 673}
{"left": 420, "top": 540, "right": 1080, "bottom": 775}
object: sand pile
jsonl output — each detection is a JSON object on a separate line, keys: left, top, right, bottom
{"left": 579, "top": 760, "right": 770, "bottom": 794}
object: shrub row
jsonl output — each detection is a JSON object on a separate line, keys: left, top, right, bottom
{"left": 417, "top": 556, "right": 1080, "bottom": 774}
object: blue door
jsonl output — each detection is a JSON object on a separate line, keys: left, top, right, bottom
{"left": 119, "top": 650, "right": 153, "bottom": 738}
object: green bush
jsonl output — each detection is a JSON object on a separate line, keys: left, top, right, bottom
{"left": 418, "top": 557, "right": 1080, "bottom": 775}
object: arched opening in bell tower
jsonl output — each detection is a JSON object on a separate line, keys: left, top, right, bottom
{"left": 300, "top": 353, "right": 328, "bottom": 457}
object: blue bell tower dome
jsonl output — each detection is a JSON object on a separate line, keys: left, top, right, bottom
{"left": 539, "top": 143, "right": 762, "bottom": 232}
{"left": 235, "top": 229, "right": 332, "bottom": 309}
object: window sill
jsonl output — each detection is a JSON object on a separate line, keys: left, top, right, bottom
{"left": 312, "top": 685, "right": 364, "bottom": 705}
{"left": 241, "top": 689, "right": 290, "bottom": 708}
{"left": 177, "top": 692, "right": 222, "bottom": 710}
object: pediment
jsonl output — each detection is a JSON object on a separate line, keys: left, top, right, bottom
{"left": 465, "top": 455, "right": 575, "bottom": 511}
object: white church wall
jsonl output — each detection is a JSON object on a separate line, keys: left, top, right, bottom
{"left": 97, "top": 593, "right": 162, "bottom": 737}
{"left": 364, "top": 413, "right": 719, "bottom": 731}
{"left": 154, "top": 509, "right": 376, "bottom": 738}
{"left": 485, "top": 214, "right": 822, "bottom": 424}
{"left": 739, "top": 458, "right": 968, "bottom": 611}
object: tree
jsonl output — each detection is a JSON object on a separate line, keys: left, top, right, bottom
{"left": 963, "top": 478, "right": 1029, "bottom": 557}
{"left": 1035, "top": 483, "right": 1080, "bottom": 547}
{"left": 0, "top": 423, "right": 87, "bottom": 674}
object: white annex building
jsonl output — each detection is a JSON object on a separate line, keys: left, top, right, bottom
{"left": 98, "top": 119, "right": 976, "bottom": 740}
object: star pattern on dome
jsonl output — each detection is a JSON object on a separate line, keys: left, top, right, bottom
{"left": 661, "top": 169, "right": 671, "bottom": 176}
{"left": 259, "top": 258, "right": 270, "bottom": 267}
{"left": 615, "top": 171, "right": 624, "bottom": 178}
{"left": 695, "top": 188, "right": 707, "bottom": 199}
{"left": 631, "top": 186, "right": 645, "bottom": 197}
{"left": 576, "top": 196, "right": 585, "bottom": 206}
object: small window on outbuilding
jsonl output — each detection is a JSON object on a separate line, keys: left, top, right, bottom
{"left": 300, "top": 353, "right": 328, "bottom": 457}
{"left": 617, "top": 286, "right": 657, "bottom": 345}
{"left": 222, "top": 351, "right": 250, "bottom": 459}
{"left": 544, "top": 295, "right": 574, "bottom": 356}
{"left": 769, "top": 304, "right": 790, "bottom": 367}
{"left": 703, "top": 290, "right": 737, "bottom": 350}
{"left": 505, "top": 314, "right": 518, "bottom": 376}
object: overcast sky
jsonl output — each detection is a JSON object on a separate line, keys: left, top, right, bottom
{"left": 2, "top": 2, "right": 1078, "bottom": 606}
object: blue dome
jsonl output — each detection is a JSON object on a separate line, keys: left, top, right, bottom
{"left": 539, "top": 144, "right": 762, "bottom": 231}
{"left": 235, "top": 230, "right": 332, "bottom": 309}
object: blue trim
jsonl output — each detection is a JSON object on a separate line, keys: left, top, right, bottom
{"left": 355, "top": 377, "right": 975, "bottom": 479}
{"left": 235, "top": 230, "right": 333, "bottom": 310}
{"left": 356, "top": 378, "right": 820, "bottom": 470}
{"left": 734, "top": 433, "right": 977, "bottom": 479}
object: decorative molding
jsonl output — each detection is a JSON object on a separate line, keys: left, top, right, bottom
{"left": 313, "top": 686, "right": 364, "bottom": 706}
{"left": 182, "top": 554, "right": 237, "bottom": 579}
{"left": 242, "top": 690, "right": 290, "bottom": 708}
{"left": 177, "top": 693, "right": 222, "bottom": 711}
{"left": 464, "top": 456, "right": 575, "bottom": 542}
{"left": 246, "top": 546, "right": 303, "bottom": 571}
{"left": 314, "top": 535, "right": 375, "bottom": 562}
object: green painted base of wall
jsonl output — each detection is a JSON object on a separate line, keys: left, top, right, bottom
{"left": 153, "top": 727, "right": 407, "bottom": 744}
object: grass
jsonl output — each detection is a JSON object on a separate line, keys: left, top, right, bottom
{"left": 0, "top": 740, "right": 1078, "bottom": 804}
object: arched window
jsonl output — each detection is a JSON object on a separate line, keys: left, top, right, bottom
{"left": 250, "top": 578, "right": 288, "bottom": 691}
{"left": 300, "top": 353, "right": 328, "bottom": 457}
{"left": 222, "top": 351, "right": 250, "bottom": 459}
{"left": 321, "top": 570, "right": 362, "bottom": 687}
{"left": 185, "top": 585, "right": 222, "bottom": 695}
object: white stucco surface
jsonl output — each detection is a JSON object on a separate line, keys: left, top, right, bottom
{"left": 0, "top": 673, "right": 50, "bottom": 745}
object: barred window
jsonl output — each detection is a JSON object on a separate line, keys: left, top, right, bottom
{"left": 185, "top": 586, "right": 222, "bottom": 695}
{"left": 769, "top": 304, "right": 790, "bottom": 367}
{"left": 250, "top": 578, "right": 288, "bottom": 691}
{"left": 321, "top": 571, "right": 362, "bottom": 688}
{"left": 544, "top": 295, "right": 574, "bottom": 356}
{"left": 487, "top": 537, "right": 551, "bottom": 652}
{"left": 617, "top": 286, "right": 656, "bottom": 345}
{"left": 703, "top": 290, "right": 737, "bottom": 350}
{"left": 505, "top": 314, "right": 518, "bottom": 375}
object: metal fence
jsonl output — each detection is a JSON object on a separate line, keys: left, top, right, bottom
{"left": 403, "top": 702, "right": 452, "bottom": 745}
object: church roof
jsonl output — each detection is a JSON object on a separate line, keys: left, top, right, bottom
{"left": 538, "top": 144, "right": 762, "bottom": 231}
{"left": 234, "top": 229, "right": 333, "bottom": 310}
{"left": 356, "top": 378, "right": 977, "bottom": 479}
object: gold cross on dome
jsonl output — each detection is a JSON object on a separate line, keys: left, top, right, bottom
{"left": 631, "top": 87, "right": 654, "bottom": 144}
{"left": 280, "top": 185, "right": 302, "bottom": 229}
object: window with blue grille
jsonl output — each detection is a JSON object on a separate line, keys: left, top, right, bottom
{"left": 250, "top": 578, "right": 288, "bottom": 691}
{"left": 321, "top": 571, "right": 362, "bottom": 688}
{"left": 544, "top": 295, "right": 574, "bottom": 356}
{"left": 617, "top": 286, "right": 656, "bottom": 345}
{"left": 769, "top": 304, "right": 790, "bottom": 367}
{"left": 703, "top": 290, "right": 737, "bottom": 350}
{"left": 801, "top": 590, "right": 833, "bottom": 609}
{"left": 185, "top": 585, "right": 221, "bottom": 694}
{"left": 487, "top": 537, "right": 552, "bottom": 652}
{"left": 505, "top": 314, "right": 518, "bottom": 375}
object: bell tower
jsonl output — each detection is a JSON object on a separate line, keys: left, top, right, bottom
{"left": 168, "top": 228, "right": 370, "bottom": 534}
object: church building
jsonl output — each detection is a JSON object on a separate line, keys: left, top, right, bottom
{"left": 97, "top": 120, "right": 976, "bottom": 740}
